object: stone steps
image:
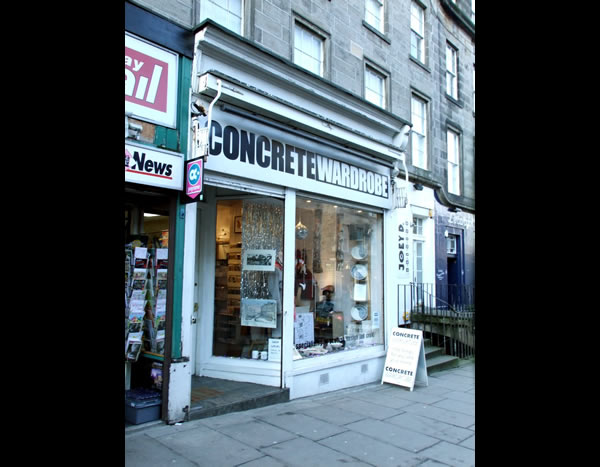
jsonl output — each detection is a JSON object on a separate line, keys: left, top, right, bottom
{"left": 424, "top": 339, "right": 460, "bottom": 374}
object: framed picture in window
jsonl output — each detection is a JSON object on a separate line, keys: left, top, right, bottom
{"left": 243, "top": 249, "right": 276, "bottom": 271}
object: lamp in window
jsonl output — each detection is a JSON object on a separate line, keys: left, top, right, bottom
{"left": 295, "top": 220, "right": 309, "bottom": 239}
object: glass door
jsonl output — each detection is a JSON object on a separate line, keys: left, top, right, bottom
{"left": 212, "top": 195, "right": 284, "bottom": 375}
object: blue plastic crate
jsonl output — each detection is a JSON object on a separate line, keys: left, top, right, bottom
{"left": 125, "top": 389, "right": 162, "bottom": 425}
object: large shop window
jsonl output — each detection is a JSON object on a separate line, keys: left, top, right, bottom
{"left": 294, "top": 197, "right": 384, "bottom": 358}
{"left": 213, "top": 197, "right": 284, "bottom": 359}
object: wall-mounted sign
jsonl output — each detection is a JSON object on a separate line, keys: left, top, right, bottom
{"left": 204, "top": 109, "right": 392, "bottom": 209}
{"left": 389, "top": 206, "right": 412, "bottom": 284}
{"left": 125, "top": 141, "right": 183, "bottom": 190}
{"left": 185, "top": 158, "right": 204, "bottom": 199}
{"left": 125, "top": 33, "right": 178, "bottom": 128}
{"left": 381, "top": 328, "right": 428, "bottom": 391}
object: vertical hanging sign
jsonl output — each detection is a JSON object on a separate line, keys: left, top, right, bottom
{"left": 184, "top": 158, "right": 204, "bottom": 201}
{"left": 395, "top": 207, "right": 412, "bottom": 282}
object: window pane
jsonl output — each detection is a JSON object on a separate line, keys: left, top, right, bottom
{"left": 201, "top": 0, "right": 242, "bottom": 34}
{"left": 365, "top": 68, "right": 384, "bottom": 108}
{"left": 411, "top": 96, "right": 427, "bottom": 169}
{"left": 414, "top": 241, "right": 423, "bottom": 283}
{"left": 365, "top": 0, "right": 383, "bottom": 31}
{"left": 213, "top": 197, "right": 284, "bottom": 358}
{"left": 446, "top": 46, "right": 454, "bottom": 72}
{"left": 410, "top": 3, "right": 423, "bottom": 34}
{"left": 294, "top": 24, "right": 323, "bottom": 76}
{"left": 294, "top": 197, "right": 384, "bottom": 357}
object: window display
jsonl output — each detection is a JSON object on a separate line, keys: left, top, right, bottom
{"left": 213, "top": 197, "right": 284, "bottom": 360}
{"left": 294, "top": 197, "right": 384, "bottom": 358}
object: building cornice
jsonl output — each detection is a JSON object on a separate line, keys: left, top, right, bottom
{"left": 192, "top": 20, "right": 411, "bottom": 162}
{"left": 440, "top": 0, "right": 475, "bottom": 38}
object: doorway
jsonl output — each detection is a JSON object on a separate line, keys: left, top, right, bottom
{"left": 194, "top": 186, "right": 286, "bottom": 388}
{"left": 446, "top": 234, "right": 462, "bottom": 306}
{"left": 189, "top": 186, "right": 288, "bottom": 419}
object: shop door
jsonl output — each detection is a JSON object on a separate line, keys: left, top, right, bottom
{"left": 202, "top": 189, "right": 285, "bottom": 387}
{"left": 446, "top": 234, "right": 462, "bottom": 307}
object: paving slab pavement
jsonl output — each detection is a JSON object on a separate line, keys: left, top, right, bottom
{"left": 125, "top": 360, "right": 475, "bottom": 466}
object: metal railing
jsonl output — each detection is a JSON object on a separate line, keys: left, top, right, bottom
{"left": 399, "top": 283, "right": 475, "bottom": 359}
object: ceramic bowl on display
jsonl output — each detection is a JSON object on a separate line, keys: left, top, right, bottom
{"left": 351, "top": 304, "right": 368, "bottom": 321}
{"left": 351, "top": 264, "right": 368, "bottom": 280}
{"left": 351, "top": 245, "right": 367, "bottom": 260}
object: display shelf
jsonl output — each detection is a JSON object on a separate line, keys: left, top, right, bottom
{"left": 141, "top": 351, "right": 165, "bottom": 362}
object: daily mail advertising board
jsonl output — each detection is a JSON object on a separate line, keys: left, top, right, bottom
{"left": 381, "top": 328, "right": 428, "bottom": 391}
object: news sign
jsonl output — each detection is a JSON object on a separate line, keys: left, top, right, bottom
{"left": 125, "top": 142, "right": 183, "bottom": 191}
{"left": 125, "top": 33, "right": 178, "bottom": 128}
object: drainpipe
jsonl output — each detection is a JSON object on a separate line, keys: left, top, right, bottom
{"left": 392, "top": 124, "right": 411, "bottom": 209}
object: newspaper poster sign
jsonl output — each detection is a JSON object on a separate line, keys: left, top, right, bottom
{"left": 381, "top": 328, "right": 428, "bottom": 391}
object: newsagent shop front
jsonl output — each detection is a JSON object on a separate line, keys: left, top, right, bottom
{"left": 188, "top": 101, "right": 407, "bottom": 400}
{"left": 125, "top": 2, "right": 194, "bottom": 426}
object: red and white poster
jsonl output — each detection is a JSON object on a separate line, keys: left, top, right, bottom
{"left": 125, "top": 33, "right": 178, "bottom": 128}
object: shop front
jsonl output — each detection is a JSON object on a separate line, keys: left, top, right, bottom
{"left": 124, "top": 143, "right": 184, "bottom": 425}
{"left": 189, "top": 95, "right": 404, "bottom": 399}
{"left": 171, "top": 18, "right": 441, "bottom": 407}
{"left": 125, "top": 1, "right": 194, "bottom": 426}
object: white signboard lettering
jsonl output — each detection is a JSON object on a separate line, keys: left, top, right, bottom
{"left": 382, "top": 328, "right": 428, "bottom": 391}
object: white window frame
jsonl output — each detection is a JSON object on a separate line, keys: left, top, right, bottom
{"left": 365, "top": 65, "right": 386, "bottom": 109}
{"left": 365, "top": 0, "right": 384, "bottom": 33}
{"left": 293, "top": 22, "right": 324, "bottom": 77}
{"left": 410, "top": 94, "right": 428, "bottom": 170}
{"left": 412, "top": 216, "right": 424, "bottom": 236}
{"left": 410, "top": 2, "right": 425, "bottom": 63}
{"left": 446, "top": 236, "right": 457, "bottom": 255}
{"left": 412, "top": 215, "right": 426, "bottom": 286}
{"left": 445, "top": 43, "right": 458, "bottom": 99}
{"left": 199, "top": 0, "right": 243, "bottom": 35}
{"left": 447, "top": 128, "right": 461, "bottom": 196}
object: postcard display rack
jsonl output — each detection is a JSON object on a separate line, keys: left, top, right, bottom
{"left": 125, "top": 242, "right": 168, "bottom": 389}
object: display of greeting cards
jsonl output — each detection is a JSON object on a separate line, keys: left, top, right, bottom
{"left": 125, "top": 241, "right": 169, "bottom": 360}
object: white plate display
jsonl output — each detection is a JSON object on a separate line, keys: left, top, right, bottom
{"left": 351, "top": 264, "right": 368, "bottom": 280}
{"left": 351, "top": 305, "right": 368, "bottom": 321}
{"left": 351, "top": 245, "right": 367, "bottom": 260}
